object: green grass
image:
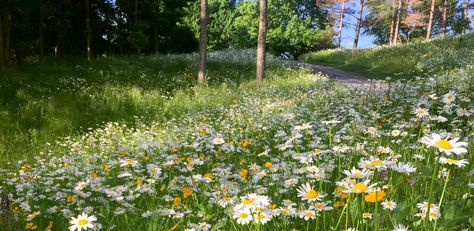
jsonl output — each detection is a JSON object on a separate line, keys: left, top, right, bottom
{"left": 301, "top": 33, "right": 474, "bottom": 80}
{"left": 0, "top": 53, "right": 302, "bottom": 169}
{"left": 0, "top": 48, "right": 473, "bottom": 231}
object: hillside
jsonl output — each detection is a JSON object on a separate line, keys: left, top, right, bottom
{"left": 301, "top": 33, "right": 474, "bottom": 80}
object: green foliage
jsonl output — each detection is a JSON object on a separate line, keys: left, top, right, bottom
{"left": 183, "top": 0, "right": 334, "bottom": 57}
{"left": 302, "top": 32, "right": 474, "bottom": 80}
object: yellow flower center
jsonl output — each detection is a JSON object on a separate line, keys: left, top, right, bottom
{"left": 243, "top": 198, "right": 255, "bottom": 205}
{"left": 352, "top": 183, "right": 368, "bottom": 193}
{"left": 126, "top": 159, "right": 135, "bottom": 165}
{"left": 78, "top": 219, "right": 88, "bottom": 226}
{"left": 446, "top": 159, "right": 457, "bottom": 164}
{"left": 315, "top": 204, "right": 326, "bottom": 209}
{"left": 239, "top": 213, "right": 248, "bottom": 219}
{"left": 370, "top": 159, "right": 382, "bottom": 167}
{"left": 353, "top": 172, "right": 362, "bottom": 178}
{"left": 306, "top": 189, "right": 318, "bottom": 199}
{"left": 436, "top": 140, "right": 452, "bottom": 150}
{"left": 304, "top": 212, "right": 313, "bottom": 217}
{"left": 255, "top": 214, "right": 265, "bottom": 221}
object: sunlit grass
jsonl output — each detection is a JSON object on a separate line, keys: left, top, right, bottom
{"left": 301, "top": 33, "right": 474, "bottom": 80}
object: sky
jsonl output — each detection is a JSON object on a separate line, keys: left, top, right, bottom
{"left": 339, "top": 1, "right": 376, "bottom": 49}
{"left": 338, "top": 2, "right": 474, "bottom": 49}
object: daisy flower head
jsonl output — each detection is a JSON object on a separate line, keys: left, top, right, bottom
{"left": 341, "top": 180, "right": 377, "bottom": 194}
{"left": 391, "top": 129, "right": 401, "bottom": 137}
{"left": 362, "top": 212, "right": 372, "bottom": 219}
{"left": 343, "top": 167, "right": 372, "bottom": 179}
{"left": 297, "top": 183, "right": 324, "bottom": 202}
{"left": 212, "top": 137, "right": 225, "bottom": 145}
{"left": 419, "top": 133, "right": 468, "bottom": 155}
{"left": 439, "top": 157, "right": 469, "bottom": 168}
{"left": 299, "top": 209, "right": 316, "bottom": 220}
{"left": 69, "top": 212, "right": 97, "bottom": 231}
{"left": 359, "top": 158, "right": 392, "bottom": 170}
{"left": 382, "top": 200, "right": 397, "bottom": 210}
{"left": 312, "top": 201, "right": 334, "bottom": 211}
{"left": 391, "top": 162, "right": 416, "bottom": 174}
{"left": 416, "top": 202, "right": 439, "bottom": 213}
{"left": 75, "top": 181, "right": 89, "bottom": 191}
{"left": 232, "top": 209, "right": 252, "bottom": 225}
{"left": 442, "top": 91, "right": 456, "bottom": 104}
{"left": 414, "top": 108, "right": 429, "bottom": 118}
{"left": 415, "top": 210, "right": 441, "bottom": 221}
{"left": 119, "top": 159, "right": 138, "bottom": 167}
{"left": 253, "top": 211, "right": 272, "bottom": 224}
{"left": 392, "top": 224, "right": 410, "bottom": 231}
{"left": 294, "top": 123, "right": 312, "bottom": 130}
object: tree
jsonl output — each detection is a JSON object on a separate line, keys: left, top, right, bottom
{"left": 337, "top": 0, "right": 346, "bottom": 47}
{"left": 426, "top": 0, "right": 436, "bottom": 39}
{"left": 353, "top": 0, "right": 365, "bottom": 48}
{"left": 0, "top": 0, "right": 10, "bottom": 69}
{"left": 393, "top": 0, "right": 402, "bottom": 45}
{"left": 441, "top": 0, "right": 448, "bottom": 36}
{"left": 463, "top": 0, "right": 470, "bottom": 34}
{"left": 38, "top": 0, "right": 45, "bottom": 62}
{"left": 198, "top": 0, "right": 208, "bottom": 85}
{"left": 256, "top": 0, "right": 267, "bottom": 82}
{"left": 85, "top": 0, "right": 92, "bottom": 60}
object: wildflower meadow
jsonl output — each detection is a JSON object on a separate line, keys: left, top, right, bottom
{"left": 1, "top": 40, "right": 473, "bottom": 231}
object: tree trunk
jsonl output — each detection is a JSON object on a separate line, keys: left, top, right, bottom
{"left": 198, "top": 0, "right": 208, "bottom": 85}
{"left": 0, "top": 15, "right": 4, "bottom": 70}
{"left": 426, "top": 0, "right": 436, "bottom": 39}
{"left": 353, "top": 0, "right": 364, "bottom": 49}
{"left": 1, "top": 0, "right": 10, "bottom": 69}
{"left": 441, "top": 0, "right": 448, "bottom": 37}
{"left": 463, "top": 0, "right": 469, "bottom": 34}
{"left": 393, "top": 0, "right": 402, "bottom": 45}
{"left": 134, "top": 0, "right": 138, "bottom": 22}
{"left": 39, "top": 0, "right": 44, "bottom": 62}
{"left": 389, "top": 12, "right": 395, "bottom": 46}
{"left": 85, "top": 0, "right": 91, "bottom": 60}
{"left": 256, "top": 0, "right": 267, "bottom": 82}
{"left": 337, "top": 0, "right": 346, "bottom": 48}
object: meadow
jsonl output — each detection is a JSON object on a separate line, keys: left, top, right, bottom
{"left": 0, "top": 39, "right": 473, "bottom": 231}
{"left": 301, "top": 33, "right": 474, "bottom": 81}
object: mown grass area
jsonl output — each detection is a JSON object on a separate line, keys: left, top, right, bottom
{"left": 301, "top": 33, "right": 474, "bottom": 80}
{"left": 0, "top": 51, "right": 301, "bottom": 169}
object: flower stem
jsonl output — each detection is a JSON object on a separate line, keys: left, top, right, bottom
{"left": 434, "top": 169, "right": 450, "bottom": 231}
{"left": 425, "top": 153, "right": 441, "bottom": 229}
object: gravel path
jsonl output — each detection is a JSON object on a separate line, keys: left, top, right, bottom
{"left": 288, "top": 61, "right": 388, "bottom": 89}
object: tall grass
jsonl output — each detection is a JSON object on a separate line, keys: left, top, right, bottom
{"left": 0, "top": 51, "right": 299, "bottom": 169}
{"left": 301, "top": 33, "right": 474, "bottom": 80}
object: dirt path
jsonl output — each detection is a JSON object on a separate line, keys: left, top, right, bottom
{"left": 288, "top": 61, "right": 388, "bottom": 89}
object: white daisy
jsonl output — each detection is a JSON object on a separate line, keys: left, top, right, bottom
{"left": 439, "top": 157, "right": 469, "bottom": 168}
{"left": 382, "top": 200, "right": 397, "bottom": 210}
{"left": 233, "top": 209, "right": 252, "bottom": 225}
{"left": 69, "top": 212, "right": 97, "bottom": 231}
{"left": 299, "top": 209, "right": 316, "bottom": 220}
{"left": 419, "top": 133, "right": 468, "bottom": 155}
{"left": 296, "top": 183, "right": 324, "bottom": 202}
{"left": 391, "top": 162, "right": 416, "bottom": 174}
{"left": 342, "top": 167, "right": 372, "bottom": 179}
{"left": 392, "top": 224, "right": 410, "bottom": 231}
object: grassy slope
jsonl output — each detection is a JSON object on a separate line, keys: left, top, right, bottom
{"left": 301, "top": 33, "right": 474, "bottom": 80}
{"left": 0, "top": 54, "right": 307, "bottom": 168}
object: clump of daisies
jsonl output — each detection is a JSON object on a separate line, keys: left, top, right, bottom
{"left": 232, "top": 194, "right": 272, "bottom": 225}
